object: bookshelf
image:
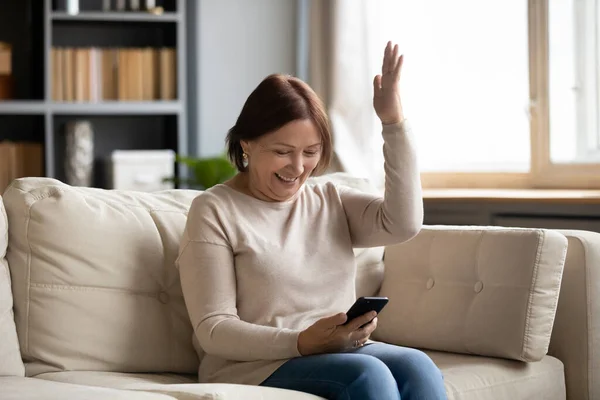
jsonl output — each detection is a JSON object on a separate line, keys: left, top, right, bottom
{"left": 0, "top": 0, "right": 188, "bottom": 189}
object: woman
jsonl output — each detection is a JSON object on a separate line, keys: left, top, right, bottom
{"left": 177, "top": 41, "right": 447, "bottom": 400}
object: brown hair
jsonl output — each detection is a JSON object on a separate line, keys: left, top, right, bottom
{"left": 226, "top": 74, "right": 332, "bottom": 175}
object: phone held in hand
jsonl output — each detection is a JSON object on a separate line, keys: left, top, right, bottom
{"left": 344, "top": 296, "right": 389, "bottom": 326}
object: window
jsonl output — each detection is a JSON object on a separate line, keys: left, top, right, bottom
{"left": 549, "top": 0, "right": 600, "bottom": 164}
{"left": 370, "top": 0, "right": 600, "bottom": 188}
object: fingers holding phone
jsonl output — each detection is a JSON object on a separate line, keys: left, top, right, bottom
{"left": 348, "top": 315, "right": 378, "bottom": 348}
{"left": 296, "top": 297, "right": 389, "bottom": 355}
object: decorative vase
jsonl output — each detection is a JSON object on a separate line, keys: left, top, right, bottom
{"left": 65, "top": 120, "right": 94, "bottom": 187}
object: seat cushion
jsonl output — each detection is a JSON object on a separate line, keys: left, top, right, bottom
{"left": 375, "top": 226, "right": 568, "bottom": 362}
{"left": 428, "top": 352, "right": 565, "bottom": 400}
{"left": 0, "top": 376, "right": 178, "bottom": 400}
{"left": 34, "top": 371, "right": 325, "bottom": 400}
{"left": 34, "top": 356, "right": 564, "bottom": 400}
{"left": 0, "top": 195, "right": 24, "bottom": 376}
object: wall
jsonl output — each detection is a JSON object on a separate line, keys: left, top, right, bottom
{"left": 187, "top": 0, "right": 298, "bottom": 157}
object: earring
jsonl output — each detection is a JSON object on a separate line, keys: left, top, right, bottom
{"left": 242, "top": 152, "right": 248, "bottom": 168}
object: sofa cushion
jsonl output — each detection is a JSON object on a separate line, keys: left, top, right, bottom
{"left": 374, "top": 225, "right": 567, "bottom": 362}
{"left": 0, "top": 195, "right": 25, "bottom": 376}
{"left": 0, "top": 376, "right": 178, "bottom": 400}
{"left": 34, "top": 371, "right": 325, "bottom": 400}
{"left": 33, "top": 356, "right": 565, "bottom": 400}
{"left": 3, "top": 178, "right": 201, "bottom": 376}
{"left": 426, "top": 351, "right": 565, "bottom": 400}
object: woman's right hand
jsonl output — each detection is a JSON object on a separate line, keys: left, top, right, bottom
{"left": 297, "top": 311, "right": 378, "bottom": 356}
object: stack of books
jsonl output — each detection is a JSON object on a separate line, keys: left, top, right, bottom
{"left": 50, "top": 47, "right": 176, "bottom": 102}
{"left": 0, "top": 142, "right": 44, "bottom": 194}
{"left": 0, "top": 42, "right": 12, "bottom": 99}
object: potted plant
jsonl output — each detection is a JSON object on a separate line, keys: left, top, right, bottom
{"left": 166, "top": 154, "right": 237, "bottom": 190}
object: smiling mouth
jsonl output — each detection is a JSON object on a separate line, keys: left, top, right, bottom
{"left": 275, "top": 172, "right": 298, "bottom": 183}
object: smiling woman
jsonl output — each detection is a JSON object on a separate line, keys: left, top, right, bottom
{"left": 224, "top": 73, "right": 332, "bottom": 202}
{"left": 176, "top": 42, "right": 445, "bottom": 399}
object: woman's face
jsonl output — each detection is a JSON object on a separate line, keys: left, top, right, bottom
{"left": 242, "top": 119, "right": 322, "bottom": 202}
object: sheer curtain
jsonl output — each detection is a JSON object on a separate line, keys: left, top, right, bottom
{"left": 307, "top": 0, "right": 390, "bottom": 188}
{"left": 307, "top": 0, "right": 531, "bottom": 187}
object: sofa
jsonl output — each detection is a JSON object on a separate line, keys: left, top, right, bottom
{"left": 1, "top": 175, "right": 599, "bottom": 400}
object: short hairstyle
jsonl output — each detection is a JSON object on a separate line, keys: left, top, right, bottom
{"left": 226, "top": 74, "right": 333, "bottom": 175}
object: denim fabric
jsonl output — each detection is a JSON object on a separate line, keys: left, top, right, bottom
{"left": 261, "top": 343, "right": 447, "bottom": 400}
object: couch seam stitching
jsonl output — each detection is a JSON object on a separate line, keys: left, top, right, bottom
{"left": 28, "top": 283, "right": 184, "bottom": 297}
{"left": 149, "top": 209, "right": 175, "bottom": 374}
{"left": 25, "top": 197, "right": 34, "bottom": 357}
{"left": 18, "top": 186, "right": 191, "bottom": 214}
{"left": 521, "top": 230, "right": 544, "bottom": 360}
{"left": 583, "top": 234, "right": 593, "bottom": 399}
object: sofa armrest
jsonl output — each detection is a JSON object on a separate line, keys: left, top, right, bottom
{"left": 549, "top": 230, "right": 600, "bottom": 400}
{"left": 373, "top": 225, "right": 567, "bottom": 362}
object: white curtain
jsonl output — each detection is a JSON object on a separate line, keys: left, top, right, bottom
{"left": 307, "top": 0, "right": 399, "bottom": 188}
{"left": 306, "top": 0, "right": 532, "bottom": 181}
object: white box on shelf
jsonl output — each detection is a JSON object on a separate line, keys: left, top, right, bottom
{"left": 110, "top": 149, "right": 175, "bottom": 192}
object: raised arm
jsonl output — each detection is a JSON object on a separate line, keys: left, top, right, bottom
{"left": 340, "top": 41, "right": 423, "bottom": 248}
{"left": 177, "top": 198, "right": 302, "bottom": 362}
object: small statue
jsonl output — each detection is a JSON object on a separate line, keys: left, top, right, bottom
{"left": 65, "top": 120, "right": 94, "bottom": 187}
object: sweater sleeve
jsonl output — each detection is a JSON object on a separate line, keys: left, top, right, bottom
{"left": 339, "top": 120, "right": 423, "bottom": 248}
{"left": 177, "top": 202, "right": 302, "bottom": 362}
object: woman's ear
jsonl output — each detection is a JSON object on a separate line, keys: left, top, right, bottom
{"left": 240, "top": 140, "right": 250, "bottom": 155}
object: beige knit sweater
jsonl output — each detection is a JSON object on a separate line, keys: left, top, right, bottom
{"left": 176, "top": 121, "right": 423, "bottom": 385}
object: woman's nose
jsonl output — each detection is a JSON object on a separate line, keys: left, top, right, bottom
{"left": 289, "top": 155, "right": 304, "bottom": 175}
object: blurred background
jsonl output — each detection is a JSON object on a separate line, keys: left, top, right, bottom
{"left": 0, "top": 0, "right": 599, "bottom": 232}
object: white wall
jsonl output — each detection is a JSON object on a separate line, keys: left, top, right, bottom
{"left": 189, "top": 0, "right": 298, "bottom": 157}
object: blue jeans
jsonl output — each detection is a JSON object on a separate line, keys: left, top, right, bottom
{"left": 260, "top": 343, "right": 447, "bottom": 400}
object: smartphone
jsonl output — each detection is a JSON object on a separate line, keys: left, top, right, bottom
{"left": 344, "top": 296, "right": 389, "bottom": 326}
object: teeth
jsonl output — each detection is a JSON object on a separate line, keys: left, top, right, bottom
{"left": 276, "top": 173, "right": 297, "bottom": 182}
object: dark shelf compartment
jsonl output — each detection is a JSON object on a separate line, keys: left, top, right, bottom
{"left": 53, "top": 0, "right": 177, "bottom": 13}
{"left": 0, "top": 115, "right": 46, "bottom": 143}
{"left": 0, "top": 0, "right": 45, "bottom": 100}
{"left": 52, "top": 114, "right": 178, "bottom": 188}
{"left": 52, "top": 20, "right": 176, "bottom": 48}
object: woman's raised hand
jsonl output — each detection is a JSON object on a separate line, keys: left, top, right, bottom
{"left": 373, "top": 41, "right": 404, "bottom": 125}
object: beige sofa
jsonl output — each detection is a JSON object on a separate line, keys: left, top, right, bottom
{"left": 0, "top": 175, "right": 598, "bottom": 400}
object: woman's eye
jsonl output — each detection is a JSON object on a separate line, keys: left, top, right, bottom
{"left": 304, "top": 151, "right": 319, "bottom": 157}
{"left": 275, "top": 150, "right": 290, "bottom": 155}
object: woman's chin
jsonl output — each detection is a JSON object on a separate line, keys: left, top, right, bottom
{"left": 270, "top": 175, "right": 302, "bottom": 200}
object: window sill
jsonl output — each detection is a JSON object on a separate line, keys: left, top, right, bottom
{"left": 422, "top": 188, "right": 600, "bottom": 204}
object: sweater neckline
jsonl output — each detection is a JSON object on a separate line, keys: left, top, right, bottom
{"left": 214, "top": 184, "right": 304, "bottom": 209}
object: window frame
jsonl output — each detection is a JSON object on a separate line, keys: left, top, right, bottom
{"left": 421, "top": 0, "right": 600, "bottom": 189}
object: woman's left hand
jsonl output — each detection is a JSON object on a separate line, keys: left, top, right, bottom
{"left": 373, "top": 41, "right": 404, "bottom": 125}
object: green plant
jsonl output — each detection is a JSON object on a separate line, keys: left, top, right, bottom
{"left": 166, "top": 154, "right": 238, "bottom": 190}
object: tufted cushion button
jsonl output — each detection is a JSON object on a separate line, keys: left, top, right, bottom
{"left": 158, "top": 291, "right": 170, "bottom": 304}
{"left": 426, "top": 278, "right": 435, "bottom": 290}
{"left": 474, "top": 281, "right": 484, "bottom": 293}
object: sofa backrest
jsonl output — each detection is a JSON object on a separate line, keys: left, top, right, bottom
{"left": 4, "top": 178, "right": 201, "bottom": 376}
{"left": 0, "top": 195, "right": 25, "bottom": 376}
{"left": 3, "top": 174, "right": 385, "bottom": 376}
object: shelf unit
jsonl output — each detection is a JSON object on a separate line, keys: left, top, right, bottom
{"left": 50, "top": 11, "right": 181, "bottom": 22}
{"left": 0, "top": 0, "right": 188, "bottom": 189}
